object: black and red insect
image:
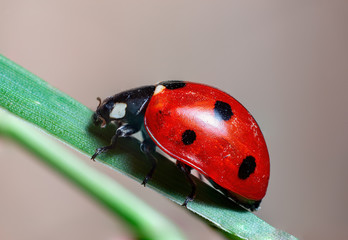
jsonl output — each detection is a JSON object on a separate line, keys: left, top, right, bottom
{"left": 92, "top": 80, "right": 270, "bottom": 210}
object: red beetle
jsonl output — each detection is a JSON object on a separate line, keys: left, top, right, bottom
{"left": 92, "top": 81, "right": 270, "bottom": 210}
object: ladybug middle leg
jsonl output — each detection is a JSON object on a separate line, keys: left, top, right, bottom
{"left": 91, "top": 124, "right": 139, "bottom": 161}
{"left": 140, "top": 137, "right": 158, "bottom": 186}
{"left": 176, "top": 161, "right": 197, "bottom": 207}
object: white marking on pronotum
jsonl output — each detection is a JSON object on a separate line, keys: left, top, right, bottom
{"left": 154, "top": 85, "right": 165, "bottom": 95}
{"left": 110, "top": 102, "right": 127, "bottom": 119}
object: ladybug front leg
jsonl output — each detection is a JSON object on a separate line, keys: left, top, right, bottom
{"left": 91, "top": 124, "right": 139, "bottom": 161}
{"left": 176, "top": 161, "right": 196, "bottom": 207}
{"left": 140, "top": 138, "right": 158, "bottom": 186}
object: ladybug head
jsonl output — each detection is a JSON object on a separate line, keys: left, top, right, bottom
{"left": 93, "top": 85, "right": 156, "bottom": 128}
{"left": 92, "top": 94, "right": 133, "bottom": 128}
{"left": 93, "top": 97, "right": 116, "bottom": 128}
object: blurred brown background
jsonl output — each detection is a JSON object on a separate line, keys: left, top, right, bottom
{"left": 1, "top": 1, "right": 347, "bottom": 239}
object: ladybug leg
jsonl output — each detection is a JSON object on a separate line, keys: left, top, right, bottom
{"left": 177, "top": 161, "right": 196, "bottom": 207}
{"left": 91, "top": 124, "right": 139, "bottom": 161}
{"left": 140, "top": 138, "right": 158, "bottom": 186}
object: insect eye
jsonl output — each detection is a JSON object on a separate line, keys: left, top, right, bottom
{"left": 92, "top": 113, "right": 100, "bottom": 125}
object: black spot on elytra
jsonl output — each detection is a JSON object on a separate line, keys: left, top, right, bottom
{"left": 214, "top": 100, "right": 233, "bottom": 121}
{"left": 161, "top": 80, "right": 186, "bottom": 90}
{"left": 182, "top": 130, "right": 196, "bottom": 145}
{"left": 238, "top": 156, "right": 256, "bottom": 180}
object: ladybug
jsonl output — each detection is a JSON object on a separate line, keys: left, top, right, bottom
{"left": 91, "top": 80, "right": 270, "bottom": 211}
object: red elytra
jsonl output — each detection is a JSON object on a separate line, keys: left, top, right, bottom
{"left": 144, "top": 82, "right": 270, "bottom": 202}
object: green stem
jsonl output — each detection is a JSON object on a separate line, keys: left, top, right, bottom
{"left": 0, "top": 109, "right": 185, "bottom": 240}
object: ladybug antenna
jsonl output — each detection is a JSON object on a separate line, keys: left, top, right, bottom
{"left": 96, "top": 97, "right": 102, "bottom": 108}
